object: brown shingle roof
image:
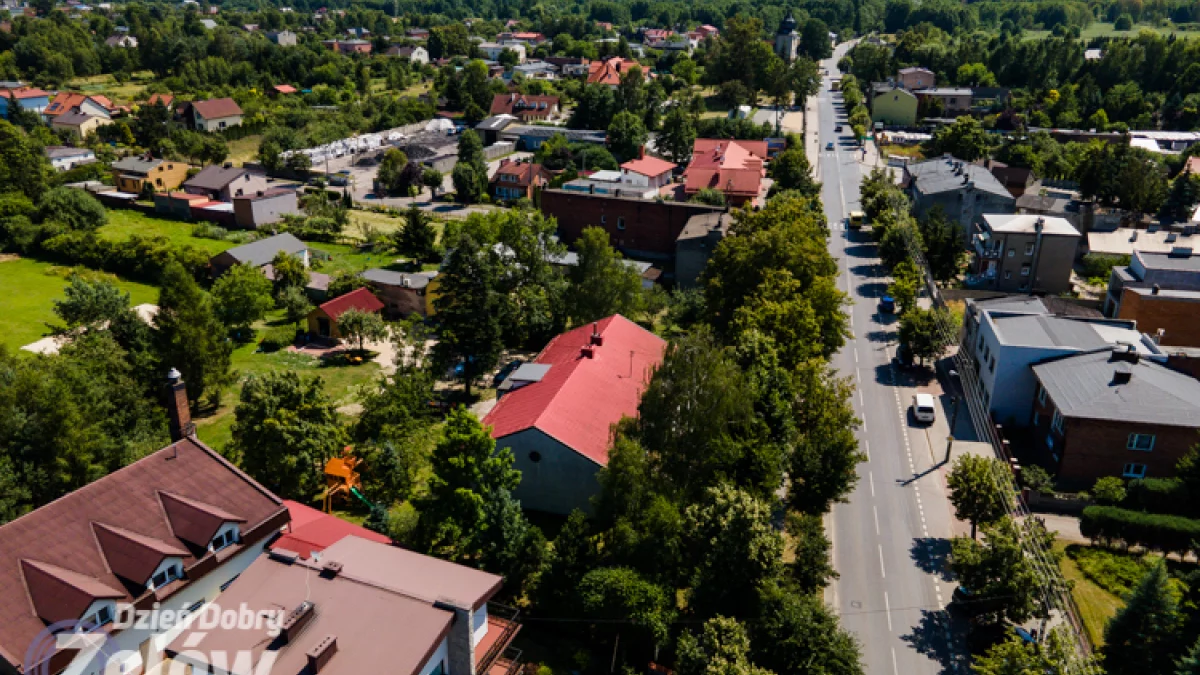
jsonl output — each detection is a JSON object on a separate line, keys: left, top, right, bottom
{"left": 191, "top": 97, "right": 243, "bottom": 120}
{"left": 0, "top": 438, "right": 285, "bottom": 666}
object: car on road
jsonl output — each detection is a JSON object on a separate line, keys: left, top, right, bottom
{"left": 912, "top": 393, "right": 937, "bottom": 423}
{"left": 835, "top": 124, "right": 843, "bottom": 132}
{"left": 848, "top": 210, "right": 865, "bottom": 229}
{"left": 825, "top": 142, "right": 834, "bottom": 150}
{"left": 879, "top": 294, "right": 895, "bottom": 313}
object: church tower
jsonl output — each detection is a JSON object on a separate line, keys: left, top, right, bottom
{"left": 775, "top": 12, "right": 799, "bottom": 62}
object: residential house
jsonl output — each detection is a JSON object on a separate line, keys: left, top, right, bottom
{"left": 496, "top": 30, "right": 546, "bottom": 45}
{"left": 104, "top": 33, "right": 137, "bottom": 47}
{"left": 265, "top": 29, "right": 297, "bottom": 46}
{"left": 0, "top": 85, "right": 49, "bottom": 116}
{"left": 272, "top": 500, "right": 391, "bottom": 557}
{"left": 190, "top": 97, "right": 243, "bottom": 132}
{"left": 971, "top": 87, "right": 1011, "bottom": 113}
{"left": 322, "top": 38, "right": 373, "bottom": 54}
{"left": 904, "top": 155, "right": 1017, "bottom": 238}
{"left": 500, "top": 125, "right": 606, "bottom": 151}
{"left": 0, "top": 372, "right": 289, "bottom": 675}
{"left": 915, "top": 87, "right": 972, "bottom": 115}
{"left": 541, "top": 188, "right": 724, "bottom": 260}
{"left": 682, "top": 138, "right": 769, "bottom": 207}
{"left": 386, "top": 44, "right": 429, "bottom": 64}
{"left": 870, "top": 84, "right": 918, "bottom": 126}
{"left": 971, "top": 214, "right": 1081, "bottom": 294}
{"left": 981, "top": 158, "right": 1035, "bottom": 197}
{"left": 696, "top": 24, "right": 719, "bottom": 38}
{"left": 233, "top": 188, "right": 300, "bottom": 229}
{"left": 489, "top": 93, "right": 559, "bottom": 121}
{"left": 51, "top": 110, "right": 111, "bottom": 138}
{"left": 43, "top": 92, "right": 114, "bottom": 121}
{"left": 199, "top": 18, "right": 217, "bottom": 29}
{"left": 485, "top": 315, "right": 666, "bottom": 514}
{"left": 147, "top": 93, "right": 175, "bottom": 109}
{"left": 306, "top": 287, "right": 385, "bottom": 339}
{"left": 1087, "top": 227, "right": 1200, "bottom": 258}
{"left": 271, "top": 84, "right": 298, "bottom": 96}
{"left": 675, "top": 211, "right": 732, "bottom": 288}
{"left": 44, "top": 145, "right": 96, "bottom": 171}
{"left": 512, "top": 61, "right": 559, "bottom": 80}
{"left": 210, "top": 232, "right": 311, "bottom": 276}
{"left": 490, "top": 159, "right": 549, "bottom": 201}
{"left": 544, "top": 56, "right": 590, "bottom": 76}
{"left": 640, "top": 27, "right": 674, "bottom": 44}
{"left": 587, "top": 57, "right": 643, "bottom": 87}
{"left": 897, "top": 66, "right": 935, "bottom": 90}
{"left": 168, "top": 535, "right": 522, "bottom": 675}
{"left": 360, "top": 268, "right": 438, "bottom": 317}
{"left": 960, "top": 297, "right": 1160, "bottom": 424}
{"left": 184, "top": 164, "right": 271, "bottom": 201}
{"left": 405, "top": 27, "right": 430, "bottom": 40}
{"left": 480, "top": 41, "right": 525, "bottom": 63}
{"left": 475, "top": 114, "right": 520, "bottom": 145}
{"left": 620, "top": 150, "right": 676, "bottom": 189}
{"left": 1030, "top": 346, "right": 1200, "bottom": 485}
{"left": 111, "top": 155, "right": 191, "bottom": 193}
{"left": 1104, "top": 248, "right": 1200, "bottom": 347}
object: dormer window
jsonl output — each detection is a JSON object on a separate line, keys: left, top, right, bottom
{"left": 210, "top": 526, "right": 239, "bottom": 552}
{"left": 79, "top": 603, "right": 114, "bottom": 631}
{"left": 150, "top": 563, "right": 182, "bottom": 590}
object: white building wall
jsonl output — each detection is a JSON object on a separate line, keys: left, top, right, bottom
{"left": 471, "top": 604, "right": 488, "bottom": 646}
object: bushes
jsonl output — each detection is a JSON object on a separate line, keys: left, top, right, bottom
{"left": 1125, "top": 478, "right": 1193, "bottom": 517}
{"left": 1080, "top": 505, "right": 1200, "bottom": 555}
{"left": 258, "top": 325, "right": 298, "bottom": 352}
{"left": 191, "top": 222, "right": 229, "bottom": 241}
{"left": 39, "top": 231, "right": 209, "bottom": 283}
{"left": 1067, "top": 545, "right": 1153, "bottom": 598}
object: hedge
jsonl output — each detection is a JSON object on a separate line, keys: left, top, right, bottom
{"left": 1124, "top": 478, "right": 1195, "bottom": 517}
{"left": 39, "top": 232, "right": 209, "bottom": 283}
{"left": 1080, "top": 505, "right": 1200, "bottom": 555}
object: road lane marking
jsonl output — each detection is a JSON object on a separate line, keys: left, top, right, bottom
{"left": 854, "top": 349, "right": 859, "bottom": 363}
{"left": 869, "top": 471, "right": 875, "bottom": 497}
{"left": 884, "top": 591, "right": 892, "bottom": 631}
{"left": 859, "top": 390, "right": 865, "bottom": 406}
{"left": 891, "top": 647, "right": 900, "bottom": 675}
{"left": 873, "top": 505, "right": 880, "bottom": 535}
{"left": 878, "top": 545, "right": 886, "bottom": 578}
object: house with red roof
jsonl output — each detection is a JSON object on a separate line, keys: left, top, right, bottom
{"left": 682, "top": 138, "right": 769, "bottom": 207}
{"left": 0, "top": 85, "right": 49, "bottom": 117}
{"left": 146, "top": 92, "right": 174, "bottom": 109}
{"left": 483, "top": 315, "right": 666, "bottom": 514}
{"left": 306, "top": 287, "right": 385, "bottom": 340}
{"left": 271, "top": 83, "right": 298, "bottom": 96}
{"left": 42, "top": 91, "right": 114, "bottom": 121}
{"left": 187, "top": 97, "right": 243, "bottom": 132}
{"left": 587, "top": 57, "right": 645, "bottom": 87}
{"left": 272, "top": 500, "right": 391, "bottom": 558}
{"left": 620, "top": 148, "right": 676, "bottom": 189}
{"left": 489, "top": 93, "right": 560, "bottom": 121}
{"left": 489, "top": 158, "right": 550, "bottom": 201}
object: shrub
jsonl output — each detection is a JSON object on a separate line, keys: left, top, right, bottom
{"left": 1092, "top": 476, "right": 1128, "bottom": 506}
{"left": 258, "top": 325, "right": 297, "bottom": 352}
{"left": 1080, "top": 505, "right": 1200, "bottom": 555}
{"left": 1021, "top": 465, "right": 1055, "bottom": 493}
{"left": 191, "top": 223, "right": 229, "bottom": 240}
{"left": 39, "top": 231, "right": 209, "bottom": 282}
{"left": 1068, "top": 545, "right": 1152, "bottom": 597}
{"left": 1114, "top": 14, "right": 1133, "bottom": 30}
{"left": 1079, "top": 253, "right": 1130, "bottom": 281}
{"left": 1125, "top": 478, "right": 1193, "bottom": 516}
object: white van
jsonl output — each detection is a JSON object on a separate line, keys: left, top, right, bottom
{"left": 912, "top": 393, "right": 937, "bottom": 424}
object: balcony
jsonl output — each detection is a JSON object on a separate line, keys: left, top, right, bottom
{"left": 477, "top": 604, "right": 522, "bottom": 675}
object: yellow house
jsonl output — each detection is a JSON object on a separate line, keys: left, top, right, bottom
{"left": 50, "top": 111, "right": 111, "bottom": 139}
{"left": 871, "top": 85, "right": 918, "bottom": 127}
{"left": 110, "top": 155, "right": 192, "bottom": 194}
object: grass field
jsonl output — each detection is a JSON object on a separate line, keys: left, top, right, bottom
{"left": 225, "top": 135, "right": 263, "bottom": 167}
{"left": 1058, "top": 542, "right": 1125, "bottom": 647}
{"left": 99, "top": 210, "right": 236, "bottom": 255}
{"left": 1024, "top": 21, "right": 1200, "bottom": 40}
{"left": 65, "top": 72, "right": 157, "bottom": 103}
{"left": 0, "top": 256, "right": 158, "bottom": 352}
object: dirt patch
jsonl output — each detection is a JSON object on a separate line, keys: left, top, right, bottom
{"left": 0, "top": 254, "right": 20, "bottom": 263}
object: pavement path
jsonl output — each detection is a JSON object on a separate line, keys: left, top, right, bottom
{"left": 819, "top": 42, "right": 970, "bottom": 675}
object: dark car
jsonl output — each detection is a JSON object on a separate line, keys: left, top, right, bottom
{"left": 835, "top": 124, "right": 843, "bottom": 132}
{"left": 880, "top": 295, "right": 896, "bottom": 314}
{"left": 826, "top": 142, "right": 835, "bottom": 151}
{"left": 492, "top": 359, "right": 523, "bottom": 388}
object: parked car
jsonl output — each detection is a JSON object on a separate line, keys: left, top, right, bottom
{"left": 826, "top": 142, "right": 835, "bottom": 150}
{"left": 879, "top": 295, "right": 896, "bottom": 313}
{"left": 835, "top": 124, "right": 843, "bottom": 132}
{"left": 912, "top": 393, "right": 937, "bottom": 423}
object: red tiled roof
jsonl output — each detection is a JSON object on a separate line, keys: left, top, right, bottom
{"left": 0, "top": 437, "right": 285, "bottom": 664}
{"left": 683, "top": 139, "right": 767, "bottom": 197}
{"left": 489, "top": 93, "right": 559, "bottom": 118}
{"left": 0, "top": 86, "right": 48, "bottom": 99}
{"left": 44, "top": 92, "right": 90, "bottom": 116}
{"left": 147, "top": 93, "right": 174, "bottom": 107}
{"left": 272, "top": 84, "right": 297, "bottom": 94}
{"left": 490, "top": 161, "right": 547, "bottom": 188}
{"left": 587, "top": 57, "right": 644, "bottom": 86}
{"left": 317, "top": 286, "right": 385, "bottom": 321}
{"left": 191, "top": 96, "right": 243, "bottom": 120}
{"left": 271, "top": 500, "right": 391, "bottom": 558}
{"left": 621, "top": 155, "right": 676, "bottom": 178}
{"left": 483, "top": 315, "right": 666, "bottom": 465}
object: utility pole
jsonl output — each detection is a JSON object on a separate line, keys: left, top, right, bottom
{"left": 943, "top": 395, "right": 959, "bottom": 464}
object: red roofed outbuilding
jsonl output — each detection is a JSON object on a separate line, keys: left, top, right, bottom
{"left": 272, "top": 500, "right": 391, "bottom": 558}
{"left": 620, "top": 148, "right": 676, "bottom": 189}
{"left": 483, "top": 315, "right": 666, "bottom": 514}
{"left": 306, "top": 287, "right": 385, "bottom": 339}
{"left": 682, "top": 138, "right": 769, "bottom": 207}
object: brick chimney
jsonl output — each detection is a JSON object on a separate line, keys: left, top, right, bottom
{"left": 638, "top": 145, "right": 645, "bottom": 160}
{"left": 165, "top": 368, "right": 195, "bottom": 442}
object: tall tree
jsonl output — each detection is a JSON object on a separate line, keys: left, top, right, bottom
{"left": 269, "top": 252, "right": 309, "bottom": 298}
{"left": 946, "top": 454, "right": 1012, "bottom": 538}
{"left": 925, "top": 116, "right": 992, "bottom": 161}
{"left": 578, "top": 567, "right": 675, "bottom": 652}
{"left": 395, "top": 204, "right": 440, "bottom": 263}
{"left": 231, "top": 371, "right": 347, "bottom": 498}
{"left": 950, "top": 516, "right": 1052, "bottom": 624}
{"left": 211, "top": 263, "right": 273, "bottom": 339}
{"left": 537, "top": 510, "right": 599, "bottom": 614}
{"left": 414, "top": 408, "right": 521, "bottom": 561}
{"left": 607, "top": 110, "right": 648, "bottom": 162}
{"left": 753, "top": 582, "right": 865, "bottom": 675}
{"left": 785, "top": 360, "right": 864, "bottom": 515}
{"left": 154, "top": 261, "right": 232, "bottom": 405}
{"left": 375, "top": 148, "right": 409, "bottom": 196}
{"left": 1104, "top": 561, "right": 1184, "bottom": 675}
{"left": 337, "top": 307, "right": 388, "bottom": 352}
{"left": 0, "top": 119, "right": 52, "bottom": 200}
{"left": 657, "top": 106, "right": 697, "bottom": 165}
{"left": 769, "top": 147, "right": 820, "bottom": 198}
{"left": 431, "top": 234, "right": 503, "bottom": 396}
{"left": 677, "top": 617, "right": 776, "bottom": 675}
{"left": 52, "top": 276, "right": 132, "bottom": 330}
{"left": 566, "top": 226, "right": 645, "bottom": 325}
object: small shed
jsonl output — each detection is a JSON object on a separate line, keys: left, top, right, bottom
{"left": 306, "top": 287, "right": 384, "bottom": 339}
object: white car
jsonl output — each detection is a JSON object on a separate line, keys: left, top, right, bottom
{"left": 912, "top": 393, "right": 937, "bottom": 424}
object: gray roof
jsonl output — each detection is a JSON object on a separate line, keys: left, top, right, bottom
{"left": 510, "top": 363, "right": 550, "bottom": 382}
{"left": 111, "top": 156, "right": 163, "bottom": 172}
{"left": 476, "top": 114, "right": 518, "bottom": 132}
{"left": 505, "top": 125, "right": 606, "bottom": 142}
{"left": 1134, "top": 249, "right": 1200, "bottom": 273}
{"left": 53, "top": 111, "right": 98, "bottom": 127}
{"left": 44, "top": 146, "right": 93, "bottom": 159}
{"left": 1033, "top": 349, "right": 1200, "bottom": 426}
{"left": 223, "top": 233, "right": 307, "bottom": 267}
{"left": 915, "top": 87, "right": 973, "bottom": 96}
{"left": 990, "top": 314, "right": 1143, "bottom": 350}
{"left": 360, "top": 268, "right": 436, "bottom": 289}
{"left": 969, "top": 295, "right": 1049, "bottom": 315}
{"left": 184, "top": 164, "right": 253, "bottom": 191}
{"left": 907, "top": 156, "right": 1013, "bottom": 200}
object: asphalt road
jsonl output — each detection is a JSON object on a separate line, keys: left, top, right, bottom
{"left": 819, "top": 45, "right": 964, "bottom": 675}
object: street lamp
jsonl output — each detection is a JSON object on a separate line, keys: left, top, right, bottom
{"left": 943, "top": 369, "right": 960, "bottom": 465}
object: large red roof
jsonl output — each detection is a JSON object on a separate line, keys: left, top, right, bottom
{"left": 191, "top": 96, "right": 243, "bottom": 120}
{"left": 683, "top": 139, "right": 767, "bottom": 197}
{"left": 317, "top": 286, "right": 385, "bottom": 321}
{"left": 621, "top": 155, "right": 676, "bottom": 178}
{"left": 483, "top": 315, "right": 665, "bottom": 465}
{"left": 272, "top": 500, "right": 392, "bottom": 558}
{"left": 587, "top": 57, "right": 644, "bottom": 86}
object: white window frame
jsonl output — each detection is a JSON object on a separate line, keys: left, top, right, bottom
{"left": 1020, "top": 264, "right": 1031, "bottom": 276}
{"left": 1024, "top": 242, "right": 1035, "bottom": 255}
{"left": 1126, "top": 433, "right": 1156, "bottom": 452}
{"left": 1051, "top": 409, "right": 1065, "bottom": 433}
{"left": 1122, "top": 463, "right": 1147, "bottom": 479}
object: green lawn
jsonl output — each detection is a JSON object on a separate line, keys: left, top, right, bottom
{"left": 226, "top": 135, "right": 263, "bottom": 167}
{"left": 1024, "top": 21, "right": 1199, "bottom": 40}
{"left": 0, "top": 257, "right": 158, "bottom": 352}
{"left": 193, "top": 310, "right": 381, "bottom": 453}
{"left": 1058, "top": 542, "right": 1124, "bottom": 648}
{"left": 65, "top": 71, "right": 157, "bottom": 103}
{"left": 99, "top": 210, "right": 235, "bottom": 255}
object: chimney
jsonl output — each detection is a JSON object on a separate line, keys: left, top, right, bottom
{"left": 590, "top": 322, "right": 603, "bottom": 346}
{"left": 1035, "top": 217, "right": 1045, "bottom": 232}
{"left": 580, "top": 345, "right": 595, "bottom": 359}
{"left": 1113, "top": 364, "right": 1133, "bottom": 385}
{"left": 1152, "top": 283, "right": 1160, "bottom": 295}
{"left": 306, "top": 635, "right": 338, "bottom": 674}
{"left": 280, "top": 601, "right": 316, "bottom": 644}
{"left": 223, "top": 161, "right": 233, "bottom": 168}
{"left": 638, "top": 145, "right": 645, "bottom": 160}
{"left": 320, "top": 559, "right": 343, "bottom": 578}
{"left": 165, "top": 368, "right": 195, "bottom": 442}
